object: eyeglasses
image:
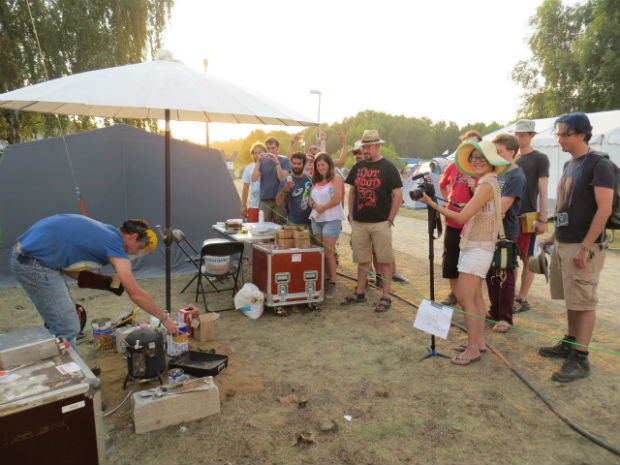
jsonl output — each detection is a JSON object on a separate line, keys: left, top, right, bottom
{"left": 468, "top": 155, "right": 487, "bottom": 163}
{"left": 555, "top": 132, "right": 576, "bottom": 139}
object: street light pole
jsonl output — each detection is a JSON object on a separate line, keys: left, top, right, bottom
{"left": 310, "top": 89, "right": 321, "bottom": 146}
{"left": 204, "top": 59, "right": 210, "bottom": 147}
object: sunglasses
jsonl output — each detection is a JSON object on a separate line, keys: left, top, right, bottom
{"left": 468, "top": 154, "right": 487, "bottom": 163}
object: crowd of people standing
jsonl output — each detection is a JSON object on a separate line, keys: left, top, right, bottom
{"left": 239, "top": 112, "right": 613, "bottom": 381}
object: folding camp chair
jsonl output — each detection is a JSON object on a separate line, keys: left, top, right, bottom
{"left": 166, "top": 229, "right": 204, "bottom": 294}
{"left": 195, "top": 238, "right": 245, "bottom": 312}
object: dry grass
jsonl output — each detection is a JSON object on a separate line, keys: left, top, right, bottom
{"left": 1, "top": 218, "right": 619, "bottom": 464}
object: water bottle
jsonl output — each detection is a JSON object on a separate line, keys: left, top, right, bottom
{"left": 259, "top": 210, "right": 265, "bottom": 224}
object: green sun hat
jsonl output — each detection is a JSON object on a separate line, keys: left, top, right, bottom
{"left": 455, "top": 140, "right": 510, "bottom": 177}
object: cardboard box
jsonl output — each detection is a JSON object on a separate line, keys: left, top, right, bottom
{"left": 132, "top": 377, "right": 220, "bottom": 434}
{"left": 191, "top": 313, "right": 220, "bottom": 342}
{"left": 177, "top": 306, "right": 200, "bottom": 337}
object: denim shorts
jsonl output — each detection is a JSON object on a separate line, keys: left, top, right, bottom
{"left": 311, "top": 219, "right": 342, "bottom": 238}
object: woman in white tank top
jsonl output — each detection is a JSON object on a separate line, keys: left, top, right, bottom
{"left": 308, "top": 153, "right": 345, "bottom": 299}
{"left": 418, "top": 140, "right": 509, "bottom": 366}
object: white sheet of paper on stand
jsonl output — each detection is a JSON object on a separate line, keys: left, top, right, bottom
{"left": 413, "top": 299, "right": 453, "bottom": 340}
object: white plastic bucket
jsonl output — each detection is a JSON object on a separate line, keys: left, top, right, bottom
{"left": 202, "top": 255, "right": 231, "bottom": 274}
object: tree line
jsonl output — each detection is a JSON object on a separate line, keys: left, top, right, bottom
{"left": 0, "top": 0, "right": 174, "bottom": 144}
{"left": 0, "top": 0, "right": 617, "bottom": 155}
{"left": 213, "top": 111, "right": 502, "bottom": 170}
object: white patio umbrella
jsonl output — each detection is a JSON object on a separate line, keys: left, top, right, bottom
{"left": 0, "top": 52, "right": 315, "bottom": 313}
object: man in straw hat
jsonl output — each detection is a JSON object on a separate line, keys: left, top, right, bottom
{"left": 11, "top": 215, "right": 179, "bottom": 349}
{"left": 512, "top": 119, "right": 550, "bottom": 314}
{"left": 342, "top": 129, "right": 403, "bottom": 312}
{"left": 538, "top": 112, "right": 614, "bottom": 382}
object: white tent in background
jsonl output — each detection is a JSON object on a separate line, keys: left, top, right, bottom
{"left": 483, "top": 110, "right": 620, "bottom": 204}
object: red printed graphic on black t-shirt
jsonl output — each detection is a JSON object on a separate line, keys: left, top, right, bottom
{"left": 355, "top": 167, "right": 381, "bottom": 211}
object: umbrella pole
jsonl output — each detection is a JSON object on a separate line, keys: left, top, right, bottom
{"left": 165, "top": 110, "right": 172, "bottom": 314}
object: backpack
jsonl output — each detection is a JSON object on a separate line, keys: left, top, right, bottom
{"left": 593, "top": 152, "right": 620, "bottom": 230}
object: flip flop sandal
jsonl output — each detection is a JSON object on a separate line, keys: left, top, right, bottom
{"left": 341, "top": 291, "right": 366, "bottom": 305}
{"left": 451, "top": 354, "right": 482, "bottom": 365}
{"left": 454, "top": 344, "right": 487, "bottom": 353}
{"left": 493, "top": 323, "right": 510, "bottom": 333}
{"left": 374, "top": 296, "right": 391, "bottom": 313}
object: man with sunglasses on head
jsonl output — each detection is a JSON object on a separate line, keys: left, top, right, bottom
{"left": 538, "top": 113, "right": 613, "bottom": 382}
{"left": 11, "top": 214, "right": 179, "bottom": 349}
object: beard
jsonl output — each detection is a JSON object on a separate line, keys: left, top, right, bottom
{"left": 292, "top": 166, "right": 304, "bottom": 175}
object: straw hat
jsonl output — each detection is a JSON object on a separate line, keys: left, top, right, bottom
{"left": 349, "top": 140, "right": 363, "bottom": 152}
{"left": 360, "top": 129, "right": 385, "bottom": 145}
{"left": 455, "top": 140, "right": 510, "bottom": 177}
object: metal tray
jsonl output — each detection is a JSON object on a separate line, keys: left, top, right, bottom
{"left": 168, "top": 351, "right": 228, "bottom": 377}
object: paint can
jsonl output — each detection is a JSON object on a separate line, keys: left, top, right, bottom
{"left": 167, "top": 323, "right": 189, "bottom": 357}
{"left": 168, "top": 368, "right": 187, "bottom": 384}
{"left": 92, "top": 318, "right": 113, "bottom": 351}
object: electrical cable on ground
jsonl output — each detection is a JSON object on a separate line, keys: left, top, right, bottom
{"left": 336, "top": 270, "right": 620, "bottom": 458}
{"left": 103, "top": 384, "right": 137, "bottom": 418}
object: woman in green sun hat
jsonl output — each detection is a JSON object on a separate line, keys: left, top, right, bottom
{"left": 418, "top": 140, "right": 510, "bottom": 366}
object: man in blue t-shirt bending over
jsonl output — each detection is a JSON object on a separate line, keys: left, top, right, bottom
{"left": 11, "top": 214, "right": 179, "bottom": 348}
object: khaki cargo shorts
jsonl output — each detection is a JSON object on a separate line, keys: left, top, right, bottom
{"left": 351, "top": 220, "right": 394, "bottom": 264}
{"left": 549, "top": 242, "right": 607, "bottom": 310}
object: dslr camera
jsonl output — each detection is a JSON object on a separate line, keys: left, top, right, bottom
{"left": 409, "top": 173, "right": 436, "bottom": 201}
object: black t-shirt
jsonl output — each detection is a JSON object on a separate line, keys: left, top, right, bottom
{"left": 555, "top": 152, "right": 614, "bottom": 243}
{"left": 345, "top": 157, "right": 403, "bottom": 223}
{"left": 515, "top": 150, "right": 549, "bottom": 214}
{"left": 498, "top": 167, "right": 527, "bottom": 240}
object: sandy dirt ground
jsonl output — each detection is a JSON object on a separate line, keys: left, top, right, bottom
{"left": 1, "top": 212, "right": 619, "bottom": 464}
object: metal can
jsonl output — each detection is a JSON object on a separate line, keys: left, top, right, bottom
{"left": 168, "top": 368, "right": 184, "bottom": 384}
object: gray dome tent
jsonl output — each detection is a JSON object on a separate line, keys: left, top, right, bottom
{"left": 0, "top": 124, "right": 239, "bottom": 286}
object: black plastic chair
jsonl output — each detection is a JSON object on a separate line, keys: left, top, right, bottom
{"left": 195, "top": 238, "right": 245, "bottom": 312}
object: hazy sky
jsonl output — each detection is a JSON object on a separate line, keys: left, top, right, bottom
{"left": 162, "top": 0, "right": 552, "bottom": 144}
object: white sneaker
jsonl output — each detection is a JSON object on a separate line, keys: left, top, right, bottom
{"left": 392, "top": 271, "right": 409, "bottom": 283}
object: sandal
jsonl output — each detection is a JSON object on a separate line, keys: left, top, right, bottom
{"left": 454, "top": 344, "right": 487, "bottom": 353}
{"left": 341, "top": 291, "right": 366, "bottom": 305}
{"left": 493, "top": 322, "right": 510, "bottom": 333}
{"left": 374, "top": 296, "right": 391, "bottom": 313}
{"left": 451, "top": 354, "right": 481, "bottom": 365}
{"left": 512, "top": 298, "right": 531, "bottom": 313}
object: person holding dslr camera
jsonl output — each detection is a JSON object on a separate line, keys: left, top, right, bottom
{"left": 417, "top": 140, "right": 510, "bottom": 365}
